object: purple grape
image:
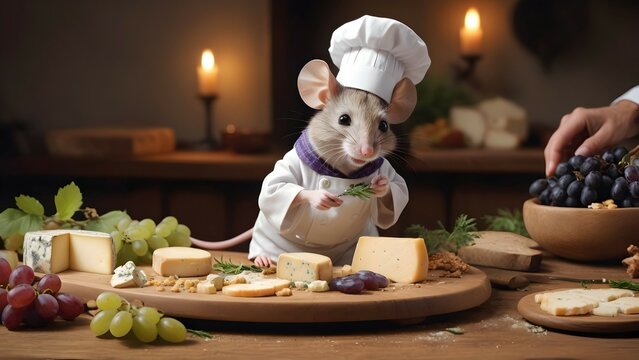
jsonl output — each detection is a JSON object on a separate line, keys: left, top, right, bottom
{"left": 23, "top": 304, "right": 52, "bottom": 328}
{"left": 580, "top": 157, "right": 600, "bottom": 175}
{"left": 580, "top": 186, "right": 598, "bottom": 206}
{"left": 528, "top": 178, "right": 548, "bottom": 197}
{"left": 0, "top": 288, "right": 8, "bottom": 313}
{"left": 37, "top": 274, "right": 62, "bottom": 295}
{"left": 56, "top": 292, "right": 84, "bottom": 320}
{"left": 0, "top": 259, "right": 11, "bottom": 287}
{"left": 611, "top": 179, "right": 629, "bottom": 201}
{"left": 565, "top": 197, "right": 581, "bottom": 207}
{"left": 629, "top": 181, "right": 639, "bottom": 198}
{"left": 558, "top": 174, "right": 575, "bottom": 189}
{"left": 625, "top": 165, "right": 639, "bottom": 182}
{"left": 8, "top": 265, "right": 35, "bottom": 288}
{"left": 7, "top": 284, "right": 37, "bottom": 309}
{"left": 568, "top": 155, "right": 585, "bottom": 169}
{"left": 554, "top": 162, "right": 573, "bottom": 177}
{"left": 613, "top": 146, "right": 628, "bottom": 162}
{"left": 372, "top": 273, "right": 389, "bottom": 288}
{"left": 584, "top": 171, "right": 602, "bottom": 188}
{"left": 550, "top": 187, "right": 567, "bottom": 205}
{"left": 1, "top": 305, "right": 25, "bottom": 331}
{"left": 605, "top": 164, "right": 621, "bottom": 179}
{"left": 329, "top": 276, "right": 365, "bottom": 294}
{"left": 600, "top": 175, "right": 613, "bottom": 199}
{"left": 538, "top": 188, "right": 551, "bottom": 205}
{"left": 602, "top": 150, "right": 615, "bottom": 164}
{"left": 35, "top": 293, "right": 59, "bottom": 321}
{"left": 354, "top": 271, "right": 379, "bottom": 290}
{"left": 566, "top": 180, "right": 584, "bottom": 198}
{"left": 622, "top": 197, "right": 634, "bottom": 208}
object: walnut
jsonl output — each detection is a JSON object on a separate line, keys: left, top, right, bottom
{"left": 622, "top": 244, "right": 639, "bottom": 278}
{"left": 428, "top": 252, "right": 470, "bottom": 278}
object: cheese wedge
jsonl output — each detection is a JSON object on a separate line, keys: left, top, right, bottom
{"left": 351, "top": 236, "right": 428, "bottom": 283}
{"left": 23, "top": 230, "right": 115, "bottom": 274}
{"left": 276, "top": 252, "right": 332, "bottom": 282}
{"left": 222, "top": 283, "right": 277, "bottom": 297}
{"left": 152, "top": 247, "right": 212, "bottom": 277}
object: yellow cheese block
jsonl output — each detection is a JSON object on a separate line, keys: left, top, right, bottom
{"left": 222, "top": 283, "right": 277, "bottom": 297}
{"left": 276, "top": 252, "right": 333, "bottom": 282}
{"left": 351, "top": 236, "right": 429, "bottom": 283}
{"left": 152, "top": 247, "right": 212, "bottom": 277}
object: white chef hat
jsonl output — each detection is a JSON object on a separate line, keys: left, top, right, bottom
{"left": 329, "top": 15, "right": 430, "bottom": 104}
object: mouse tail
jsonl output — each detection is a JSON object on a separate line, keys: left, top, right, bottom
{"left": 190, "top": 228, "right": 253, "bottom": 250}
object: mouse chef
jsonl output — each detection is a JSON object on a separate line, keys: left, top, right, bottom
{"left": 249, "top": 15, "right": 430, "bottom": 265}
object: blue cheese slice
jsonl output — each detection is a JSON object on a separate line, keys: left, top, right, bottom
{"left": 111, "top": 261, "right": 147, "bottom": 288}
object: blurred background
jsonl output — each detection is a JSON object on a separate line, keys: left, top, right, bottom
{"left": 2, "top": 0, "right": 639, "bottom": 247}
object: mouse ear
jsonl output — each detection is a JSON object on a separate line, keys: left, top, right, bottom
{"left": 298, "top": 60, "right": 340, "bottom": 109}
{"left": 386, "top": 78, "right": 417, "bottom": 124}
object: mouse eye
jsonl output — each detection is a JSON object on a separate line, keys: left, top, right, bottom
{"left": 338, "top": 114, "right": 351, "bottom": 126}
{"left": 378, "top": 120, "right": 389, "bottom": 132}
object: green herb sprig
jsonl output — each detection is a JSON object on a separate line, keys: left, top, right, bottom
{"left": 483, "top": 208, "right": 529, "bottom": 237}
{"left": 608, "top": 279, "right": 639, "bottom": 291}
{"left": 339, "top": 183, "right": 375, "bottom": 199}
{"left": 213, "top": 257, "right": 262, "bottom": 275}
{"left": 405, "top": 214, "right": 478, "bottom": 254}
{"left": 187, "top": 329, "right": 213, "bottom": 339}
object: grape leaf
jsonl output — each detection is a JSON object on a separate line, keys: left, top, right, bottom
{"left": 10, "top": 213, "right": 44, "bottom": 236}
{"left": 0, "top": 208, "right": 26, "bottom": 238}
{"left": 85, "top": 210, "right": 129, "bottom": 233}
{"left": 15, "top": 195, "right": 45, "bottom": 216}
{"left": 54, "top": 182, "right": 83, "bottom": 220}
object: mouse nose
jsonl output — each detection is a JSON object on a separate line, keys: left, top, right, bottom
{"left": 359, "top": 144, "right": 375, "bottom": 158}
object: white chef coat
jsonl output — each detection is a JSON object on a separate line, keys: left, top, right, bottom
{"left": 613, "top": 86, "right": 639, "bottom": 105}
{"left": 248, "top": 149, "right": 409, "bottom": 265}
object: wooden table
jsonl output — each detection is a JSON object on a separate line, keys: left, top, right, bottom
{"left": 2, "top": 256, "right": 637, "bottom": 359}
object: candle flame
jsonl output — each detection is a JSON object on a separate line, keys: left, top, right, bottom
{"left": 464, "top": 8, "right": 480, "bottom": 30}
{"left": 201, "top": 49, "right": 215, "bottom": 71}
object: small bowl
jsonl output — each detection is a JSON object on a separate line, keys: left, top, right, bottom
{"left": 522, "top": 198, "right": 636, "bottom": 262}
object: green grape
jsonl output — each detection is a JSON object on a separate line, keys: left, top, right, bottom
{"left": 131, "top": 239, "right": 149, "bottom": 257}
{"left": 157, "top": 317, "right": 187, "bottom": 343}
{"left": 139, "top": 218, "right": 156, "bottom": 233}
{"left": 117, "top": 218, "right": 132, "bottom": 232}
{"left": 166, "top": 231, "right": 191, "bottom": 247}
{"left": 175, "top": 224, "right": 191, "bottom": 237}
{"left": 109, "top": 310, "right": 133, "bottom": 338}
{"left": 90, "top": 309, "right": 118, "bottom": 336}
{"left": 4, "top": 233, "right": 24, "bottom": 251}
{"left": 96, "top": 292, "right": 122, "bottom": 311}
{"left": 154, "top": 223, "right": 171, "bottom": 238}
{"left": 137, "top": 306, "right": 162, "bottom": 325}
{"left": 132, "top": 315, "right": 158, "bottom": 343}
{"left": 160, "top": 216, "right": 178, "bottom": 232}
{"left": 116, "top": 243, "right": 138, "bottom": 266}
{"left": 111, "top": 230, "right": 124, "bottom": 254}
{"left": 126, "top": 225, "right": 150, "bottom": 241}
{"left": 147, "top": 235, "right": 169, "bottom": 250}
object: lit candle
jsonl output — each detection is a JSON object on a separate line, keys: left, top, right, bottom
{"left": 197, "top": 49, "right": 219, "bottom": 96}
{"left": 460, "top": 8, "right": 483, "bottom": 57}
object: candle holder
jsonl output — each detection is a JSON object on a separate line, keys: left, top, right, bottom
{"left": 197, "top": 94, "right": 218, "bottom": 149}
{"left": 454, "top": 55, "right": 481, "bottom": 82}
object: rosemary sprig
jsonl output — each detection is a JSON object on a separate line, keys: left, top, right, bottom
{"left": 405, "top": 214, "right": 478, "bottom": 254}
{"left": 339, "top": 183, "right": 375, "bottom": 199}
{"left": 483, "top": 208, "right": 529, "bottom": 237}
{"left": 187, "top": 329, "right": 213, "bottom": 339}
{"left": 213, "top": 257, "right": 262, "bottom": 275}
{"left": 608, "top": 279, "right": 639, "bottom": 291}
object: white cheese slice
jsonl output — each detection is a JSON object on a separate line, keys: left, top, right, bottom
{"left": 351, "top": 236, "right": 428, "bottom": 283}
{"left": 535, "top": 288, "right": 636, "bottom": 316}
{"left": 222, "top": 283, "right": 276, "bottom": 297}
{"left": 607, "top": 296, "right": 639, "bottom": 315}
{"left": 23, "top": 230, "right": 114, "bottom": 274}
{"left": 592, "top": 303, "right": 620, "bottom": 317}
{"left": 276, "top": 252, "right": 332, "bottom": 282}
{"left": 152, "top": 247, "right": 212, "bottom": 277}
{"left": 449, "top": 106, "right": 486, "bottom": 148}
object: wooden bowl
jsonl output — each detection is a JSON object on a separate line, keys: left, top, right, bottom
{"left": 522, "top": 198, "right": 635, "bottom": 261}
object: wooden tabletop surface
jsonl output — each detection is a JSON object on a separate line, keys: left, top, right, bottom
{"left": 1, "top": 255, "right": 637, "bottom": 359}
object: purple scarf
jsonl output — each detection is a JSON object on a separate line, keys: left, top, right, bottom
{"left": 294, "top": 130, "right": 383, "bottom": 179}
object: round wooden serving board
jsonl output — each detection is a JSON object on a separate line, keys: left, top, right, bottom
{"left": 58, "top": 251, "right": 491, "bottom": 323}
{"left": 518, "top": 291, "right": 639, "bottom": 334}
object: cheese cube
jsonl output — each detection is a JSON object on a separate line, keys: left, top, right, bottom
{"left": 276, "top": 252, "right": 332, "bottom": 282}
{"left": 0, "top": 250, "right": 20, "bottom": 269}
{"left": 152, "top": 247, "right": 212, "bottom": 277}
{"left": 351, "top": 236, "right": 429, "bottom": 283}
{"left": 111, "top": 261, "right": 147, "bottom": 288}
{"left": 196, "top": 282, "right": 217, "bottom": 294}
{"left": 307, "top": 280, "right": 330, "bottom": 292}
{"left": 23, "top": 230, "right": 114, "bottom": 274}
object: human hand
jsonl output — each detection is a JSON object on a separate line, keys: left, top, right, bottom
{"left": 370, "top": 175, "right": 390, "bottom": 197}
{"left": 297, "top": 189, "right": 343, "bottom": 210}
{"left": 544, "top": 100, "right": 639, "bottom": 176}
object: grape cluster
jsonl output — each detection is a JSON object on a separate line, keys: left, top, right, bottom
{"left": 329, "top": 270, "right": 389, "bottom": 294}
{"left": 0, "top": 260, "right": 84, "bottom": 331}
{"left": 113, "top": 216, "right": 192, "bottom": 266}
{"left": 529, "top": 146, "right": 639, "bottom": 208}
{"left": 90, "top": 292, "right": 187, "bottom": 343}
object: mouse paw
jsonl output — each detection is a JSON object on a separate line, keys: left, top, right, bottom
{"left": 371, "top": 175, "right": 390, "bottom": 197}
{"left": 254, "top": 255, "right": 274, "bottom": 268}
